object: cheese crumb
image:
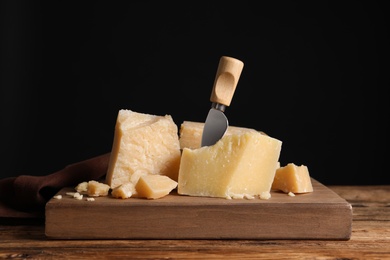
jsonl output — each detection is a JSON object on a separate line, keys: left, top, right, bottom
{"left": 53, "top": 195, "right": 62, "bottom": 200}
{"left": 228, "top": 193, "right": 255, "bottom": 200}
{"left": 230, "top": 194, "right": 245, "bottom": 199}
{"left": 259, "top": 191, "right": 271, "bottom": 200}
{"left": 288, "top": 192, "right": 295, "bottom": 197}
{"left": 244, "top": 194, "right": 255, "bottom": 200}
{"left": 86, "top": 197, "right": 95, "bottom": 201}
{"left": 73, "top": 192, "right": 83, "bottom": 200}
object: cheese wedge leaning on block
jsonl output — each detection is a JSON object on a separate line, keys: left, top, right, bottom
{"left": 179, "top": 121, "right": 260, "bottom": 150}
{"left": 178, "top": 131, "right": 282, "bottom": 199}
{"left": 271, "top": 163, "right": 313, "bottom": 194}
{"left": 105, "top": 109, "right": 181, "bottom": 189}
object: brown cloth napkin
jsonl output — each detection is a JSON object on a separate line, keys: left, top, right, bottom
{"left": 0, "top": 153, "right": 110, "bottom": 219}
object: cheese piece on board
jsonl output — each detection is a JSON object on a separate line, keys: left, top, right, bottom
{"left": 75, "top": 182, "right": 88, "bottom": 193}
{"left": 271, "top": 163, "right": 313, "bottom": 193}
{"left": 178, "top": 131, "right": 282, "bottom": 199}
{"left": 87, "top": 181, "right": 111, "bottom": 197}
{"left": 135, "top": 175, "right": 178, "bottom": 199}
{"left": 111, "top": 182, "right": 137, "bottom": 199}
{"left": 105, "top": 109, "right": 181, "bottom": 189}
{"left": 179, "top": 121, "right": 260, "bottom": 149}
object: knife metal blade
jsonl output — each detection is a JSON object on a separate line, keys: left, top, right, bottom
{"left": 201, "top": 56, "right": 244, "bottom": 147}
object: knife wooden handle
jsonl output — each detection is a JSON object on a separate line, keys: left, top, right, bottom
{"left": 210, "top": 56, "right": 244, "bottom": 107}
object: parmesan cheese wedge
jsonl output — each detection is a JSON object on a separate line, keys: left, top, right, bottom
{"left": 178, "top": 131, "right": 282, "bottom": 199}
{"left": 271, "top": 163, "right": 313, "bottom": 194}
{"left": 105, "top": 109, "right": 181, "bottom": 189}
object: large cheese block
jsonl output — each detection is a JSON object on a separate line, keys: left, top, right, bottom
{"left": 179, "top": 121, "right": 260, "bottom": 149}
{"left": 272, "top": 163, "right": 313, "bottom": 193}
{"left": 105, "top": 109, "right": 181, "bottom": 189}
{"left": 177, "top": 131, "right": 282, "bottom": 199}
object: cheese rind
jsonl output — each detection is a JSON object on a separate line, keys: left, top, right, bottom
{"left": 178, "top": 131, "right": 282, "bottom": 199}
{"left": 135, "top": 175, "right": 178, "bottom": 199}
{"left": 271, "top": 163, "right": 313, "bottom": 193}
{"left": 105, "top": 110, "right": 181, "bottom": 189}
{"left": 179, "top": 121, "right": 260, "bottom": 149}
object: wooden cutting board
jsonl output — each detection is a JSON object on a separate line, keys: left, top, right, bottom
{"left": 45, "top": 178, "right": 352, "bottom": 240}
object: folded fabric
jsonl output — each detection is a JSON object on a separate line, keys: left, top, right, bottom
{"left": 0, "top": 153, "right": 110, "bottom": 219}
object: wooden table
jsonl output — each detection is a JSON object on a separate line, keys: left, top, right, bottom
{"left": 1, "top": 185, "right": 389, "bottom": 259}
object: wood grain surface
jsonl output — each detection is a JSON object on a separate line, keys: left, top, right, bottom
{"left": 45, "top": 179, "right": 352, "bottom": 240}
{"left": 0, "top": 185, "right": 389, "bottom": 259}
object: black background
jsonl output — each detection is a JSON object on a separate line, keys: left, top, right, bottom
{"left": 1, "top": 1, "right": 388, "bottom": 185}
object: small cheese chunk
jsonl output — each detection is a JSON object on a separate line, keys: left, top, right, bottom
{"left": 73, "top": 192, "right": 83, "bottom": 200}
{"left": 106, "top": 109, "right": 181, "bottom": 189}
{"left": 271, "top": 163, "right": 313, "bottom": 194}
{"left": 53, "top": 195, "right": 62, "bottom": 200}
{"left": 75, "top": 182, "right": 88, "bottom": 193}
{"left": 179, "top": 121, "right": 260, "bottom": 149}
{"left": 135, "top": 175, "right": 178, "bottom": 199}
{"left": 178, "top": 131, "right": 282, "bottom": 199}
{"left": 111, "top": 182, "right": 137, "bottom": 199}
{"left": 288, "top": 192, "right": 295, "bottom": 197}
{"left": 87, "top": 180, "right": 110, "bottom": 197}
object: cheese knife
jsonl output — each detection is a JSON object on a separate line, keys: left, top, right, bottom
{"left": 201, "top": 56, "right": 244, "bottom": 147}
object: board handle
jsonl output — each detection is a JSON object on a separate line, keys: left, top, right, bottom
{"left": 210, "top": 56, "right": 244, "bottom": 107}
